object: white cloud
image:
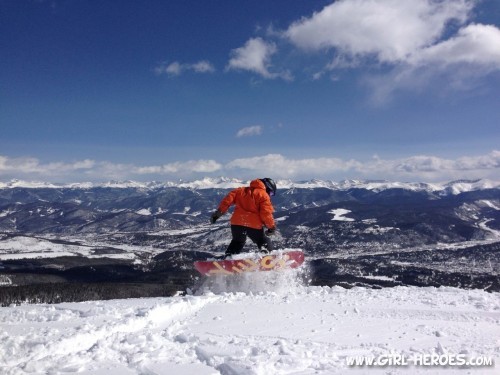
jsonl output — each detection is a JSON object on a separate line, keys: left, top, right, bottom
{"left": 165, "top": 62, "right": 183, "bottom": 76}
{"left": 154, "top": 62, "right": 182, "bottom": 76}
{"left": 85, "top": 159, "right": 222, "bottom": 181}
{"left": 227, "top": 37, "right": 292, "bottom": 80}
{"left": 134, "top": 160, "right": 222, "bottom": 174}
{"left": 225, "top": 151, "right": 500, "bottom": 181}
{"left": 225, "top": 154, "right": 361, "bottom": 177}
{"left": 155, "top": 60, "right": 215, "bottom": 76}
{"left": 1, "top": 151, "right": 499, "bottom": 183}
{"left": 0, "top": 155, "right": 95, "bottom": 176}
{"left": 236, "top": 125, "right": 263, "bottom": 138}
{"left": 227, "top": 38, "right": 276, "bottom": 77}
{"left": 365, "top": 23, "right": 500, "bottom": 104}
{"left": 411, "top": 24, "right": 500, "bottom": 68}
{"left": 455, "top": 151, "right": 500, "bottom": 170}
{"left": 191, "top": 60, "right": 216, "bottom": 73}
{"left": 0, "top": 155, "right": 222, "bottom": 181}
{"left": 285, "top": 0, "right": 471, "bottom": 63}
{"left": 153, "top": 1, "right": 498, "bottom": 99}
{"left": 358, "top": 151, "right": 500, "bottom": 180}
{"left": 282, "top": 0, "right": 500, "bottom": 101}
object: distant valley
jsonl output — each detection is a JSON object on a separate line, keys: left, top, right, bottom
{"left": 0, "top": 178, "right": 499, "bottom": 305}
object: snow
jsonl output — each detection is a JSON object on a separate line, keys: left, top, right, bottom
{"left": 136, "top": 208, "right": 152, "bottom": 216}
{"left": 176, "top": 177, "right": 245, "bottom": 189}
{"left": 0, "top": 236, "right": 155, "bottom": 261}
{"left": 1, "top": 272, "right": 498, "bottom": 374}
{"left": 0, "top": 275, "right": 12, "bottom": 285}
{"left": 478, "top": 219, "right": 500, "bottom": 239}
{"left": 363, "top": 225, "right": 397, "bottom": 234}
{"left": 0, "top": 236, "right": 83, "bottom": 258}
{"left": 172, "top": 207, "right": 201, "bottom": 216}
{"left": 361, "top": 274, "right": 396, "bottom": 282}
{"left": 479, "top": 200, "right": 500, "bottom": 210}
{"left": 1, "top": 178, "right": 499, "bottom": 196}
{"left": 328, "top": 208, "right": 355, "bottom": 222}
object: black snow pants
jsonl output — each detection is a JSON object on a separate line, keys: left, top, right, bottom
{"left": 226, "top": 225, "right": 273, "bottom": 255}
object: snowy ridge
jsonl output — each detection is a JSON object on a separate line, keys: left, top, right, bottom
{"left": 0, "top": 283, "right": 498, "bottom": 374}
{"left": 1, "top": 178, "right": 499, "bottom": 195}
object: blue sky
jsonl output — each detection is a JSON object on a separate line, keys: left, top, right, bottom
{"left": 1, "top": 0, "right": 500, "bottom": 183}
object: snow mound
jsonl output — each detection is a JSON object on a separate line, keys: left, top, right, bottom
{"left": 0, "top": 286, "right": 498, "bottom": 374}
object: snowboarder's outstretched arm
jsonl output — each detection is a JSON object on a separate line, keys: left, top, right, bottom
{"left": 210, "top": 188, "right": 239, "bottom": 223}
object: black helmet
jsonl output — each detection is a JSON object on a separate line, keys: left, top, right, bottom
{"left": 260, "top": 178, "right": 277, "bottom": 196}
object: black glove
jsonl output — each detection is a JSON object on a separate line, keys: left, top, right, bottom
{"left": 210, "top": 209, "right": 223, "bottom": 224}
{"left": 265, "top": 227, "right": 276, "bottom": 236}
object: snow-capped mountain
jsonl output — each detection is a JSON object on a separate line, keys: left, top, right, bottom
{"left": 0, "top": 178, "right": 499, "bottom": 305}
{"left": 0, "top": 178, "right": 498, "bottom": 243}
{"left": 1, "top": 177, "right": 499, "bottom": 193}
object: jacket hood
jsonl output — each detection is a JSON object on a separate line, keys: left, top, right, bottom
{"left": 250, "top": 179, "right": 266, "bottom": 190}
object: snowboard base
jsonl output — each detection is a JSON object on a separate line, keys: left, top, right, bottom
{"left": 194, "top": 250, "right": 304, "bottom": 276}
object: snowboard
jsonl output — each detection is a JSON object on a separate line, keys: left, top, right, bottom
{"left": 194, "top": 250, "right": 305, "bottom": 276}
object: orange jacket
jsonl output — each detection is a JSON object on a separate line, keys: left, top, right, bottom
{"left": 218, "top": 179, "right": 275, "bottom": 230}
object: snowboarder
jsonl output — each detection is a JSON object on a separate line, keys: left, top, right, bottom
{"left": 210, "top": 178, "right": 277, "bottom": 257}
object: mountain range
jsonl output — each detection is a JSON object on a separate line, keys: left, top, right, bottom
{"left": 0, "top": 178, "right": 499, "bottom": 304}
{"left": 1, "top": 177, "right": 499, "bottom": 192}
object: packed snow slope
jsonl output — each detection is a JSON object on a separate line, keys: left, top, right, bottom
{"left": 1, "top": 270, "right": 498, "bottom": 375}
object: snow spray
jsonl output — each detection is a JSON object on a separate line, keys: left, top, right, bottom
{"left": 193, "top": 262, "right": 311, "bottom": 296}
